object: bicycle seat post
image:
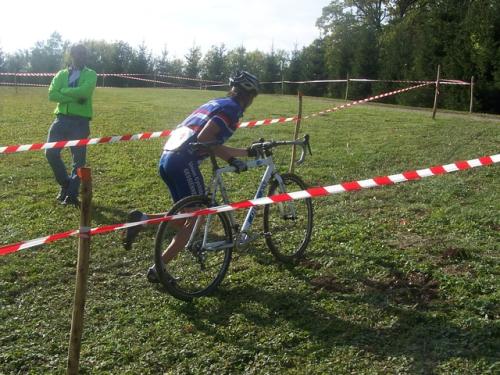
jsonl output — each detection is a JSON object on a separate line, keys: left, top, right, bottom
{"left": 209, "top": 150, "right": 220, "bottom": 173}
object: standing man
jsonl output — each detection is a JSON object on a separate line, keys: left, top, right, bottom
{"left": 46, "top": 44, "right": 97, "bottom": 207}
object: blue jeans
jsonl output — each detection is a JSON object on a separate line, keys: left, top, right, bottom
{"left": 45, "top": 114, "right": 90, "bottom": 198}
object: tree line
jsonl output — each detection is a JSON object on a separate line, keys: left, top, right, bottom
{"left": 0, "top": 0, "right": 498, "bottom": 113}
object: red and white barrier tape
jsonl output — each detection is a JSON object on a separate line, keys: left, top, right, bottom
{"left": 249, "top": 79, "right": 468, "bottom": 86}
{"left": 0, "top": 72, "right": 222, "bottom": 84}
{"left": 113, "top": 74, "right": 201, "bottom": 88}
{"left": 156, "top": 74, "right": 222, "bottom": 84}
{"left": 103, "top": 74, "right": 176, "bottom": 86}
{"left": 304, "top": 83, "right": 431, "bottom": 118}
{"left": 260, "top": 79, "right": 349, "bottom": 85}
{"left": 1, "top": 73, "right": 471, "bottom": 86}
{"left": 0, "top": 130, "right": 173, "bottom": 154}
{"left": 0, "top": 154, "right": 497, "bottom": 256}
{"left": 349, "top": 78, "right": 432, "bottom": 84}
{"left": 440, "top": 79, "right": 471, "bottom": 86}
{"left": 237, "top": 116, "right": 299, "bottom": 129}
{"left": 0, "top": 83, "right": 428, "bottom": 154}
{"left": 0, "top": 82, "right": 49, "bottom": 87}
{"left": 0, "top": 72, "right": 55, "bottom": 77}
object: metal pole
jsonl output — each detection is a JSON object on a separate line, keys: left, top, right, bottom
{"left": 469, "top": 76, "right": 474, "bottom": 114}
{"left": 344, "top": 73, "right": 349, "bottom": 102}
{"left": 432, "top": 64, "right": 441, "bottom": 119}
{"left": 67, "top": 168, "right": 93, "bottom": 375}
{"left": 289, "top": 91, "right": 303, "bottom": 173}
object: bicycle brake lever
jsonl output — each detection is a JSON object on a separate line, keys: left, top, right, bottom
{"left": 304, "top": 134, "right": 312, "bottom": 155}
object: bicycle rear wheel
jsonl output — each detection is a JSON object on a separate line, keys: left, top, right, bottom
{"left": 263, "top": 173, "right": 313, "bottom": 262}
{"left": 154, "top": 195, "right": 233, "bottom": 301}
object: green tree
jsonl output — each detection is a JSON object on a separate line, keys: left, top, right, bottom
{"left": 83, "top": 40, "right": 113, "bottom": 73}
{"left": 245, "top": 50, "right": 266, "bottom": 80}
{"left": 301, "top": 39, "right": 327, "bottom": 97}
{"left": 344, "top": 0, "right": 389, "bottom": 30}
{"left": 201, "top": 44, "right": 228, "bottom": 82}
{"left": 227, "top": 46, "right": 248, "bottom": 75}
{"left": 130, "top": 42, "right": 152, "bottom": 74}
{"left": 4, "top": 50, "right": 30, "bottom": 72}
{"left": 0, "top": 46, "right": 4, "bottom": 72}
{"left": 184, "top": 45, "right": 202, "bottom": 79}
{"left": 154, "top": 46, "right": 170, "bottom": 74}
{"left": 30, "top": 32, "right": 67, "bottom": 72}
{"left": 284, "top": 46, "right": 304, "bottom": 94}
{"left": 259, "top": 47, "right": 286, "bottom": 93}
{"left": 169, "top": 58, "right": 185, "bottom": 76}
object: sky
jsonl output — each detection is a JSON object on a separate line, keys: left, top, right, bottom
{"left": 0, "top": 0, "right": 331, "bottom": 58}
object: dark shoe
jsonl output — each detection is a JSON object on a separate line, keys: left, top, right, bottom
{"left": 56, "top": 186, "right": 67, "bottom": 202}
{"left": 147, "top": 265, "right": 160, "bottom": 283}
{"left": 122, "top": 210, "right": 145, "bottom": 250}
{"left": 61, "top": 195, "right": 80, "bottom": 208}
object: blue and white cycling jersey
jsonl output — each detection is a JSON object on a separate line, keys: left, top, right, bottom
{"left": 159, "top": 96, "right": 244, "bottom": 202}
{"left": 163, "top": 96, "right": 243, "bottom": 157}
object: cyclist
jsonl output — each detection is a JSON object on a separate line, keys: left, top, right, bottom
{"left": 123, "top": 71, "right": 260, "bottom": 283}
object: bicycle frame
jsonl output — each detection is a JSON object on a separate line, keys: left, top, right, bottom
{"left": 185, "top": 134, "right": 311, "bottom": 252}
{"left": 188, "top": 156, "right": 286, "bottom": 251}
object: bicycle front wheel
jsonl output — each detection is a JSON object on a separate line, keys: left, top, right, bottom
{"left": 154, "top": 195, "right": 233, "bottom": 301}
{"left": 263, "top": 173, "right": 313, "bottom": 262}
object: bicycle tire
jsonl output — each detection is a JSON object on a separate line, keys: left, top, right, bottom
{"left": 154, "top": 195, "right": 233, "bottom": 301}
{"left": 263, "top": 173, "right": 313, "bottom": 262}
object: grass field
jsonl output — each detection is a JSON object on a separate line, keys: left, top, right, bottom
{"left": 0, "top": 86, "right": 499, "bottom": 374}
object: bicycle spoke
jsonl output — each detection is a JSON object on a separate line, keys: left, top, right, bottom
{"left": 264, "top": 174, "right": 313, "bottom": 262}
{"left": 154, "top": 195, "right": 233, "bottom": 301}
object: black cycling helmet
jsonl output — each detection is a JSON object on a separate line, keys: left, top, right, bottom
{"left": 229, "top": 71, "right": 260, "bottom": 95}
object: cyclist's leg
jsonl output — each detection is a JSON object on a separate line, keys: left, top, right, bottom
{"left": 161, "top": 215, "right": 204, "bottom": 263}
{"left": 158, "top": 153, "right": 205, "bottom": 264}
{"left": 123, "top": 151, "right": 197, "bottom": 250}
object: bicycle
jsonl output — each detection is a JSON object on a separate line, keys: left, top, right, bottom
{"left": 154, "top": 134, "right": 313, "bottom": 301}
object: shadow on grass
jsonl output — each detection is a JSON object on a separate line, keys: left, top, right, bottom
{"left": 170, "top": 261, "right": 497, "bottom": 374}
{"left": 91, "top": 203, "right": 129, "bottom": 226}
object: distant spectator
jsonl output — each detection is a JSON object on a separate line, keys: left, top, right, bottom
{"left": 46, "top": 44, "right": 97, "bottom": 207}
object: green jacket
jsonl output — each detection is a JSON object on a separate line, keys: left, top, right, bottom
{"left": 48, "top": 67, "right": 97, "bottom": 119}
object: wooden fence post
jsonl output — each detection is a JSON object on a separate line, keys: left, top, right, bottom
{"left": 344, "top": 73, "right": 350, "bottom": 102}
{"left": 67, "top": 168, "right": 93, "bottom": 375}
{"left": 432, "top": 64, "right": 441, "bottom": 119}
{"left": 469, "top": 76, "right": 474, "bottom": 114}
{"left": 289, "top": 91, "right": 303, "bottom": 173}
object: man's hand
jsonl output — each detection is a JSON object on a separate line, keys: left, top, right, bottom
{"left": 247, "top": 145, "right": 259, "bottom": 157}
{"left": 228, "top": 157, "right": 247, "bottom": 173}
{"left": 247, "top": 138, "right": 265, "bottom": 157}
{"left": 77, "top": 97, "right": 87, "bottom": 105}
{"left": 247, "top": 141, "right": 272, "bottom": 158}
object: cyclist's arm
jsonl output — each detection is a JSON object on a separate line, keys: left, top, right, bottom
{"left": 197, "top": 120, "right": 248, "bottom": 161}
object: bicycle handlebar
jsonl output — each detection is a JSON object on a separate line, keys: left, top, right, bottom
{"left": 189, "top": 134, "right": 312, "bottom": 169}
{"left": 251, "top": 134, "right": 312, "bottom": 165}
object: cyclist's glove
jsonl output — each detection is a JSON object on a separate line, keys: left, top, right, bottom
{"left": 247, "top": 145, "right": 259, "bottom": 157}
{"left": 247, "top": 142, "right": 272, "bottom": 158}
{"left": 228, "top": 157, "right": 247, "bottom": 173}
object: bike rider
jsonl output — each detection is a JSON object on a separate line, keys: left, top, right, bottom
{"left": 123, "top": 71, "right": 260, "bottom": 282}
